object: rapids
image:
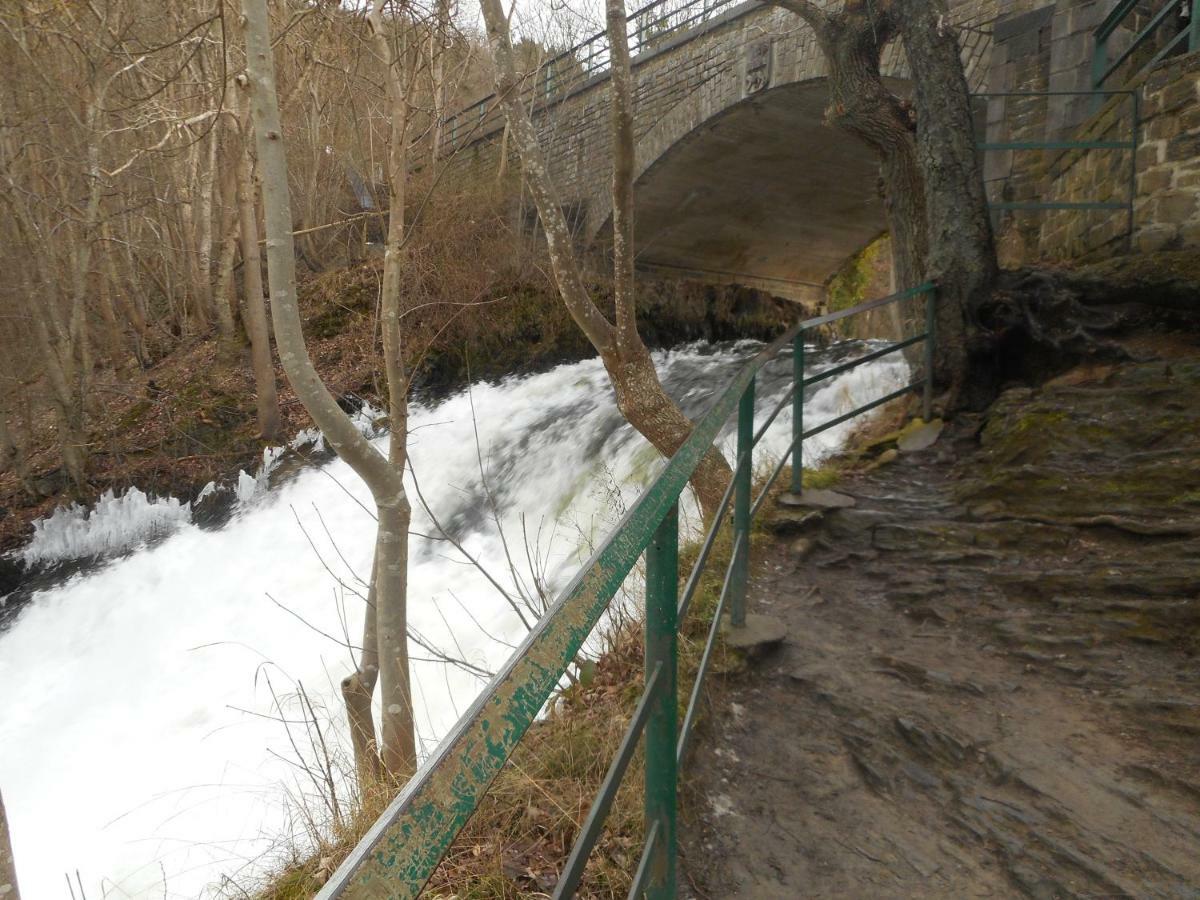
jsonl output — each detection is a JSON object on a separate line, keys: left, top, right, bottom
{"left": 0, "top": 340, "right": 905, "bottom": 897}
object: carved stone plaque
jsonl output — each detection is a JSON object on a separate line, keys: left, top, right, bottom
{"left": 745, "top": 39, "right": 772, "bottom": 95}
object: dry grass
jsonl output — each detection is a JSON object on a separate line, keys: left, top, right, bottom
{"left": 252, "top": 464, "right": 799, "bottom": 899}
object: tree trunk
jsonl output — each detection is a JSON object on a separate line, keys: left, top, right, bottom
{"left": 604, "top": 0, "right": 732, "bottom": 517}
{"left": 196, "top": 123, "right": 219, "bottom": 327}
{"left": 772, "top": 0, "right": 928, "bottom": 292}
{"left": 341, "top": 548, "right": 385, "bottom": 786}
{"left": 100, "top": 223, "right": 149, "bottom": 369}
{"left": 96, "top": 272, "right": 127, "bottom": 372}
{"left": 429, "top": 0, "right": 449, "bottom": 164}
{"left": 0, "top": 788, "right": 19, "bottom": 900}
{"left": 212, "top": 135, "right": 241, "bottom": 357}
{"left": 19, "top": 274, "right": 87, "bottom": 491}
{"left": 240, "top": 0, "right": 416, "bottom": 780}
{"left": 0, "top": 399, "right": 36, "bottom": 499}
{"left": 894, "top": 0, "right": 998, "bottom": 395}
{"left": 480, "top": 0, "right": 732, "bottom": 520}
{"left": 375, "top": 501, "right": 414, "bottom": 777}
{"left": 234, "top": 103, "right": 283, "bottom": 442}
{"left": 367, "top": 0, "right": 418, "bottom": 779}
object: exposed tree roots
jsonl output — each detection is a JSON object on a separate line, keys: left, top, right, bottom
{"left": 962, "top": 252, "right": 1200, "bottom": 410}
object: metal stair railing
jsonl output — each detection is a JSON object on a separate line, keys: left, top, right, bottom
{"left": 317, "top": 282, "right": 937, "bottom": 899}
{"left": 976, "top": 89, "right": 1140, "bottom": 249}
{"left": 1093, "top": 0, "right": 1200, "bottom": 93}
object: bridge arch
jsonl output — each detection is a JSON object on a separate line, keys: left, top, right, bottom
{"left": 440, "top": 0, "right": 995, "bottom": 300}
{"left": 587, "top": 76, "right": 910, "bottom": 301}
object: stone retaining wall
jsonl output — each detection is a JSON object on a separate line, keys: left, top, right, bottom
{"left": 1038, "top": 51, "right": 1200, "bottom": 260}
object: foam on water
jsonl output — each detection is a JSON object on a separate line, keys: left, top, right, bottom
{"left": 0, "top": 341, "right": 905, "bottom": 898}
{"left": 20, "top": 489, "right": 194, "bottom": 567}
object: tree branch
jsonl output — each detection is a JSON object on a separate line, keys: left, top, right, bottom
{"left": 765, "top": 0, "right": 830, "bottom": 34}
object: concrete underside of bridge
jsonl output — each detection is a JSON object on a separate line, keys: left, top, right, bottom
{"left": 616, "top": 80, "right": 893, "bottom": 303}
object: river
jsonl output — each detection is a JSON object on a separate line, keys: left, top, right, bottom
{"left": 0, "top": 340, "right": 905, "bottom": 898}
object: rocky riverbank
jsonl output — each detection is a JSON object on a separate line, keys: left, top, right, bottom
{"left": 0, "top": 262, "right": 798, "bottom": 585}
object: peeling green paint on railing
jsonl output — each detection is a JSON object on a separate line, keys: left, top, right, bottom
{"left": 319, "top": 284, "right": 936, "bottom": 898}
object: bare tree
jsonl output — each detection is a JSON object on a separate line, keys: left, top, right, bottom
{"left": 239, "top": 0, "right": 417, "bottom": 779}
{"left": 478, "top": 0, "right": 733, "bottom": 520}
{"left": 894, "top": 0, "right": 997, "bottom": 392}
{"left": 769, "top": 0, "right": 996, "bottom": 394}
{"left": 768, "top": 0, "right": 927, "bottom": 295}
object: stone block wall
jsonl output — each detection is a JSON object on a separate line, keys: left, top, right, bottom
{"left": 1039, "top": 50, "right": 1200, "bottom": 259}
{"left": 1036, "top": 91, "right": 1137, "bottom": 260}
{"left": 1132, "top": 52, "right": 1200, "bottom": 251}
{"left": 446, "top": 0, "right": 1006, "bottom": 243}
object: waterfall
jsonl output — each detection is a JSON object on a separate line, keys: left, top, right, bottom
{"left": 0, "top": 340, "right": 906, "bottom": 898}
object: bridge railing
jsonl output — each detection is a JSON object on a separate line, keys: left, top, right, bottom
{"left": 1092, "top": 0, "right": 1200, "bottom": 93}
{"left": 317, "top": 282, "right": 937, "bottom": 898}
{"left": 443, "top": 0, "right": 744, "bottom": 153}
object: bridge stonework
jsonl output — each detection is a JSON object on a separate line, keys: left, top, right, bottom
{"left": 448, "top": 0, "right": 1187, "bottom": 296}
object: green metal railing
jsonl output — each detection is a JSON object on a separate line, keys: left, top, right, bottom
{"left": 976, "top": 90, "right": 1139, "bottom": 247}
{"left": 318, "top": 283, "right": 937, "bottom": 899}
{"left": 1093, "top": 0, "right": 1200, "bottom": 93}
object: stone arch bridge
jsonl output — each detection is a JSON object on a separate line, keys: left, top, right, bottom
{"left": 443, "top": 0, "right": 1112, "bottom": 300}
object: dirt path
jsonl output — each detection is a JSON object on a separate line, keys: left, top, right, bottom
{"left": 681, "top": 358, "right": 1200, "bottom": 898}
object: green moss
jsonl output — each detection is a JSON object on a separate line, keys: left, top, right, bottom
{"left": 802, "top": 466, "right": 841, "bottom": 490}
{"left": 827, "top": 239, "right": 883, "bottom": 314}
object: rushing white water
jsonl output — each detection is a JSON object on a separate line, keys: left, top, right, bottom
{"left": 20, "top": 489, "right": 194, "bottom": 567}
{"left": 0, "top": 340, "right": 905, "bottom": 898}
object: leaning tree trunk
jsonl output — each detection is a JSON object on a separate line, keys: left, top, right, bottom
{"left": 603, "top": 0, "right": 733, "bottom": 517}
{"left": 773, "top": 0, "right": 928, "bottom": 293}
{"left": 894, "top": 0, "right": 998, "bottom": 395}
{"left": 480, "top": 0, "right": 733, "bottom": 520}
{"left": 240, "top": 0, "right": 417, "bottom": 779}
{"left": 0, "top": 788, "right": 19, "bottom": 900}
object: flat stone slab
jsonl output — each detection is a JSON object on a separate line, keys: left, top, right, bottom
{"left": 897, "top": 418, "right": 945, "bottom": 453}
{"left": 778, "top": 488, "right": 857, "bottom": 509}
{"left": 722, "top": 613, "right": 788, "bottom": 654}
{"left": 769, "top": 507, "right": 825, "bottom": 536}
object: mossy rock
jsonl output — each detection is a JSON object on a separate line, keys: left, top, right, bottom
{"left": 960, "top": 359, "right": 1200, "bottom": 519}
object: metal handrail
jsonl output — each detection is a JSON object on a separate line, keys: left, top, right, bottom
{"left": 1092, "top": 0, "right": 1200, "bottom": 91}
{"left": 975, "top": 90, "right": 1140, "bottom": 249}
{"left": 442, "top": 0, "right": 745, "bottom": 152}
{"left": 318, "top": 282, "right": 937, "bottom": 898}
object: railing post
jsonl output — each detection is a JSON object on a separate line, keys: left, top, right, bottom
{"left": 1090, "top": 31, "right": 1107, "bottom": 113}
{"left": 1129, "top": 91, "right": 1139, "bottom": 251}
{"left": 790, "top": 332, "right": 805, "bottom": 495}
{"left": 643, "top": 503, "right": 678, "bottom": 900}
{"left": 923, "top": 290, "right": 935, "bottom": 423}
{"left": 730, "top": 376, "right": 755, "bottom": 628}
{"left": 1191, "top": 0, "right": 1200, "bottom": 52}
